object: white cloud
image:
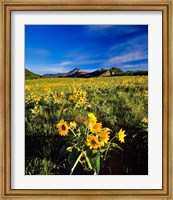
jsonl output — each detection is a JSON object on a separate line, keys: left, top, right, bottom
{"left": 56, "top": 61, "right": 72, "bottom": 67}
{"left": 85, "top": 25, "right": 142, "bottom": 38}
{"left": 26, "top": 58, "right": 105, "bottom": 75}
{"left": 106, "top": 51, "right": 147, "bottom": 65}
{"left": 27, "top": 61, "right": 73, "bottom": 75}
{"left": 108, "top": 34, "right": 148, "bottom": 56}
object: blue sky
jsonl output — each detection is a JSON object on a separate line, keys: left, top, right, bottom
{"left": 25, "top": 25, "right": 148, "bottom": 75}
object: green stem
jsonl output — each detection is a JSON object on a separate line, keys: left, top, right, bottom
{"left": 83, "top": 151, "right": 92, "bottom": 170}
{"left": 70, "top": 151, "right": 84, "bottom": 175}
{"left": 58, "top": 101, "right": 65, "bottom": 121}
{"left": 69, "top": 127, "right": 76, "bottom": 136}
{"left": 104, "top": 135, "right": 117, "bottom": 161}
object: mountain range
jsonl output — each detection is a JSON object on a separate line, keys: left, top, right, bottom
{"left": 42, "top": 67, "right": 123, "bottom": 78}
{"left": 25, "top": 67, "right": 148, "bottom": 80}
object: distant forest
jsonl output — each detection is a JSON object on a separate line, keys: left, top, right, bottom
{"left": 114, "top": 70, "right": 148, "bottom": 76}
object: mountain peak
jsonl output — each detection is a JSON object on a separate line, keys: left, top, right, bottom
{"left": 68, "top": 68, "right": 80, "bottom": 73}
{"left": 66, "top": 67, "right": 88, "bottom": 77}
{"left": 73, "top": 67, "right": 80, "bottom": 71}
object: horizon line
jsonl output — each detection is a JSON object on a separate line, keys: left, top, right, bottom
{"left": 25, "top": 66, "right": 148, "bottom": 76}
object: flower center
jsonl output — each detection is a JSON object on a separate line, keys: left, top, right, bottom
{"left": 93, "top": 124, "right": 97, "bottom": 129}
{"left": 91, "top": 140, "right": 96, "bottom": 145}
{"left": 62, "top": 124, "right": 66, "bottom": 130}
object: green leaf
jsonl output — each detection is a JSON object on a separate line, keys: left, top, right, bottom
{"left": 86, "top": 150, "right": 100, "bottom": 175}
{"left": 79, "top": 126, "right": 86, "bottom": 138}
{"left": 110, "top": 143, "right": 123, "bottom": 151}
{"left": 67, "top": 149, "right": 79, "bottom": 166}
{"left": 99, "top": 149, "right": 107, "bottom": 153}
{"left": 90, "top": 154, "right": 100, "bottom": 175}
{"left": 66, "top": 146, "right": 73, "bottom": 152}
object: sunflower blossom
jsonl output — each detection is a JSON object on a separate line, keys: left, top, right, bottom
{"left": 77, "top": 90, "right": 82, "bottom": 95}
{"left": 117, "top": 129, "right": 126, "bottom": 143}
{"left": 84, "top": 119, "right": 90, "bottom": 129}
{"left": 82, "top": 91, "right": 87, "bottom": 96}
{"left": 60, "top": 91, "right": 65, "bottom": 98}
{"left": 70, "top": 94, "right": 77, "bottom": 102}
{"left": 99, "top": 128, "right": 110, "bottom": 146}
{"left": 56, "top": 119, "right": 69, "bottom": 136}
{"left": 69, "top": 121, "right": 77, "bottom": 129}
{"left": 90, "top": 122, "right": 102, "bottom": 134}
{"left": 78, "top": 97, "right": 86, "bottom": 104}
{"left": 86, "top": 135, "right": 100, "bottom": 150}
{"left": 142, "top": 117, "right": 148, "bottom": 123}
{"left": 88, "top": 113, "right": 97, "bottom": 124}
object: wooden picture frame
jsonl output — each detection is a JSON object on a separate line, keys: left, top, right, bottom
{"left": 0, "top": 0, "right": 172, "bottom": 199}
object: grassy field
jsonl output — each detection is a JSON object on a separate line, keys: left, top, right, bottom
{"left": 25, "top": 76, "right": 148, "bottom": 175}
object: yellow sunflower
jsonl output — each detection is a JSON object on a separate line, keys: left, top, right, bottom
{"left": 78, "top": 97, "right": 86, "bottom": 104}
{"left": 70, "top": 94, "right": 77, "bottom": 102}
{"left": 83, "top": 97, "right": 87, "bottom": 102}
{"left": 99, "top": 128, "right": 110, "bottom": 146}
{"left": 84, "top": 119, "right": 91, "bottom": 129}
{"left": 90, "top": 122, "right": 102, "bottom": 134}
{"left": 56, "top": 119, "right": 69, "bottom": 136}
{"left": 77, "top": 90, "right": 82, "bottom": 95}
{"left": 142, "top": 117, "right": 148, "bottom": 123}
{"left": 86, "top": 135, "right": 100, "bottom": 149}
{"left": 88, "top": 113, "right": 97, "bottom": 124}
{"left": 69, "top": 121, "right": 76, "bottom": 130}
{"left": 60, "top": 91, "right": 65, "bottom": 98}
{"left": 82, "top": 91, "right": 87, "bottom": 96}
{"left": 53, "top": 93, "right": 58, "bottom": 101}
{"left": 117, "top": 129, "right": 126, "bottom": 143}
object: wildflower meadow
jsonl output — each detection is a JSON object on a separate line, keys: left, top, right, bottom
{"left": 25, "top": 76, "right": 148, "bottom": 175}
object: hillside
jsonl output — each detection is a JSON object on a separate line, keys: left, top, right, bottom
{"left": 85, "top": 68, "right": 108, "bottom": 78}
{"left": 25, "top": 68, "right": 42, "bottom": 80}
{"left": 43, "top": 67, "right": 123, "bottom": 78}
{"left": 67, "top": 68, "right": 88, "bottom": 77}
{"left": 43, "top": 68, "right": 88, "bottom": 78}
